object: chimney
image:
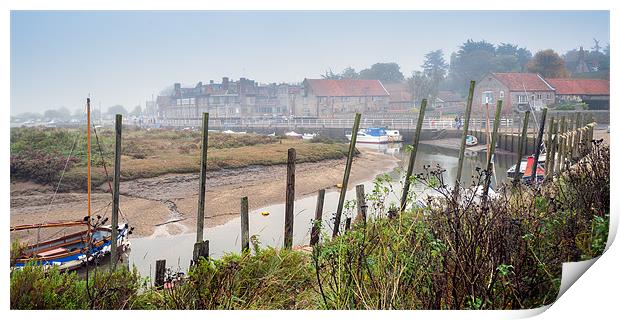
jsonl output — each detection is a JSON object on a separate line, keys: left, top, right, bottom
{"left": 174, "top": 83, "right": 181, "bottom": 96}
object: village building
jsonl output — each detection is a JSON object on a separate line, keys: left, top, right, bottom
{"left": 382, "top": 82, "right": 413, "bottom": 113}
{"left": 295, "top": 79, "right": 390, "bottom": 118}
{"left": 474, "top": 73, "right": 556, "bottom": 113}
{"left": 546, "top": 78, "right": 610, "bottom": 110}
{"left": 157, "top": 78, "right": 300, "bottom": 125}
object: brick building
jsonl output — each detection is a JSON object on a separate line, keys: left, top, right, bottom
{"left": 294, "top": 79, "right": 390, "bottom": 117}
{"left": 474, "top": 73, "right": 556, "bottom": 113}
{"left": 546, "top": 78, "right": 610, "bottom": 110}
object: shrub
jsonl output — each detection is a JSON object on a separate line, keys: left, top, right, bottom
{"left": 10, "top": 150, "right": 79, "bottom": 184}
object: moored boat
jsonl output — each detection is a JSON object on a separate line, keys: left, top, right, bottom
{"left": 385, "top": 129, "right": 403, "bottom": 142}
{"left": 346, "top": 127, "right": 390, "bottom": 144}
{"left": 466, "top": 135, "right": 478, "bottom": 146}
{"left": 285, "top": 131, "right": 303, "bottom": 138}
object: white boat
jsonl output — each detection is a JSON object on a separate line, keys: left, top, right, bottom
{"left": 385, "top": 129, "right": 403, "bottom": 142}
{"left": 302, "top": 133, "right": 317, "bottom": 140}
{"left": 267, "top": 132, "right": 276, "bottom": 137}
{"left": 346, "top": 127, "right": 390, "bottom": 144}
{"left": 222, "top": 129, "right": 247, "bottom": 134}
{"left": 285, "top": 131, "right": 303, "bottom": 138}
{"left": 466, "top": 135, "right": 478, "bottom": 146}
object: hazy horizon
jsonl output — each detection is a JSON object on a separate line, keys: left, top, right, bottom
{"left": 11, "top": 10, "right": 610, "bottom": 114}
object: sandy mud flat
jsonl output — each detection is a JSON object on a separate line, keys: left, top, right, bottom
{"left": 11, "top": 148, "right": 400, "bottom": 242}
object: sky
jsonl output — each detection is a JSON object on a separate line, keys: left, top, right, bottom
{"left": 10, "top": 10, "right": 610, "bottom": 114}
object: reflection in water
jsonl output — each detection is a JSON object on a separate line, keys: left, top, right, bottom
{"left": 128, "top": 142, "right": 517, "bottom": 278}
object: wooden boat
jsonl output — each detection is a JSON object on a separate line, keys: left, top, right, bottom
{"left": 11, "top": 98, "right": 131, "bottom": 271}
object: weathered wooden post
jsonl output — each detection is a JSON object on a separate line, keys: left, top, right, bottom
{"left": 194, "top": 112, "right": 210, "bottom": 263}
{"left": 155, "top": 260, "right": 166, "bottom": 288}
{"left": 345, "top": 218, "right": 352, "bottom": 231}
{"left": 399, "top": 99, "right": 427, "bottom": 212}
{"left": 110, "top": 114, "right": 122, "bottom": 267}
{"left": 545, "top": 116, "right": 555, "bottom": 179}
{"left": 513, "top": 111, "right": 530, "bottom": 182}
{"left": 483, "top": 100, "right": 502, "bottom": 199}
{"left": 571, "top": 113, "right": 580, "bottom": 160}
{"left": 530, "top": 108, "right": 547, "bottom": 183}
{"left": 545, "top": 118, "right": 557, "bottom": 180}
{"left": 355, "top": 184, "right": 367, "bottom": 225}
{"left": 310, "top": 189, "right": 325, "bottom": 246}
{"left": 453, "top": 80, "right": 476, "bottom": 199}
{"left": 240, "top": 196, "right": 249, "bottom": 253}
{"left": 284, "top": 148, "right": 296, "bottom": 249}
{"left": 557, "top": 116, "right": 566, "bottom": 173}
{"left": 333, "top": 113, "right": 361, "bottom": 238}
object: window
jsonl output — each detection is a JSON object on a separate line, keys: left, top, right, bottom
{"left": 518, "top": 95, "right": 527, "bottom": 103}
{"left": 499, "top": 91, "right": 505, "bottom": 98}
{"left": 482, "top": 91, "right": 494, "bottom": 104}
{"left": 547, "top": 93, "right": 551, "bottom": 99}
{"left": 536, "top": 94, "right": 542, "bottom": 100}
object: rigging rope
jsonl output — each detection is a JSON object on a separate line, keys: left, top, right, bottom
{"left": 92, "top": 124, "right": 129, "bottom": 223}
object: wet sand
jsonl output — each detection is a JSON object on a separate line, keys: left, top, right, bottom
{"left": 11, "top": 148, "right": 399, "bottom": 242}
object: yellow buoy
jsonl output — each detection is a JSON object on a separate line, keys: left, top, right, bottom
{"left": 260, "top": 211, "right": 270, "bottom": 216}
{"left": 336, "top": 183, "right": 343, "bottom": 189}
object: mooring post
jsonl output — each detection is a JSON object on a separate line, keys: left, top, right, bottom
{"left": 345, "top": 218, "right": 352, "bottom": 232}
{"left": 110, "top": 114, "right": 122, "bottom": 268}
{"left": 483, "top": 100, "right": 502, "bottom": 199}
{"left": 240, "top": 196, "right": 249, "bottom": 253}
{"left": 557, "top": 116, "right": 566, "bottom": 173}
{"left": 333, "top": 113, "right": 362, "bottom": 238}
{"left": 530, "top": 108, "right": 547, "bottom": 183}
{"left": 399, "top": 99, "right": 427, "bottom": 212}
{"left": 284, "top": 148, "right": 296, "bottom": 249}
{"left": 155, "top": 259, "right": 166, "bottom": 288}
{"left": 545, "top": 119, "right": 557, "bottom": 180}
{"left": 513, "top": 111, "right": 530, "bottom": 182}
{"left": 192, "top": 241, "right": 209, "bottom": 264}
{"left": 310, "top": 189, "right": 325, "bottom": 246}
{"left": 453, "top": 80, "right": 476, "bottom": 199}
{"left": 355, "top": 184, "right": 367, "bottom": 225}
{"left": 571, "top": 113, "right": 580, "bottom": 160}
{"left": 196, "top": 113, "right": 209, "bottom": 245}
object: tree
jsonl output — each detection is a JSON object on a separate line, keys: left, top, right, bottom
{"left": 358, "top": 62, "right": 404, "bottom": 83}
{"left": 527, "top": 49, "right": 569, "bottom": 78}
{"left": 43, "top": 107, "right": 71, "bottom": 120}
{"left": 422, "top": 50, "right": 449, "bottom": 81}
{"left": 321, "top": 69, "right": 341, "bottom": 80}
{"left": 407, "top": 71, "right": 434, "bottom": 106}
{"left": 107, "top": 105, "right": 128, "bottom": 116}
{"left": 130, "top": 105, "right": 142, "bottom": 116}
{"left": 340, "top": 67, "right": 359, "bottom": 79}
{"left": 447, "top": 39, "right": 496, "bottom": 94}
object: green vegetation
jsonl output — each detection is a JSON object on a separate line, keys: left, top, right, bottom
{"left": 10, "top": 141, "right": 609, "bottom": 310}
{"left": 10, "top": 127, "right": 349, "bottom": 191}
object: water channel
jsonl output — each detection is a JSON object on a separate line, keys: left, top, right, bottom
{"left": 127, "top": 143, "right": 518, "bottom": 279}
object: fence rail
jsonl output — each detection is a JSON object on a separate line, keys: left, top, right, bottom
{"left": 161, "top": 117, "right": 515, "bottom": 130}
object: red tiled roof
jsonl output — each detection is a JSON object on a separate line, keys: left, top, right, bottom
{"left": 491, "top": 73, "right": 554, "bottom": 91}
{"left": 305, "top": 79, "right": 389, "bottom": 97}
{"left": 383, "top": 82, "right": 411, "bottom": 102}
{"left": 546, "top": 78, "right": 609, "bottom": 95}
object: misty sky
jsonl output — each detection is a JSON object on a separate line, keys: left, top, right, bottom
{"left": 11, "top": 10, "right": 609, "bottom": 114}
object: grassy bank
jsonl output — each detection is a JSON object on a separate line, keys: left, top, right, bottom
{"left": 10, "top": 127, "right": 349, "bottom": 191}
{"left": 10, "top": 141, "right": 609, "bottom": 310}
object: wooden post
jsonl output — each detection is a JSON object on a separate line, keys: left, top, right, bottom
{"left": 196, "top": 113, "right": 209, "bottom": 244}
{"left": 571, "top": 113, "right": 580, "bottom": 160}
{"left": 110, "top": 114, "right": 122, "bottom": 267}
{"left": 530, "top": 108, "right": 547, "bottom": 183}
{"left": 345, "top": 218, "right": 352, "bottom": 231}
{"left": 155, "top": 259, "right": 166, "bottom": 288}
{"left": 400, "top": 99, "right": 427, "bottom": 212}
{"left": 513, "top": 111, "right": 530, "bottom": 181}
{"left": 453, "top": 80, "right": 476, "bottom": 199}
{"left": 284, "top": 148, "right": 296, "bottom": 249}
{"left": 355, "top": 184, "right": 367, "bottom": 225}
{"left": 310, "top": 189, "right": 325, "bottom": 246}
{"left": 545, "top": 118, "right": 556, "bottom": 180}
{"left": 240, "top": 196, "right": 249, "bottom": 253}
{"left": 192, "top": 241, "right": 209, "bottom": 263}
{"left": 333, "top": 113, "right": 361, "bottom": 238}
{"left": 483, "top": 100, "right": 502, "bottom": 198}
{"left": 558, "top": 116, "right": 567, "bottom": 173}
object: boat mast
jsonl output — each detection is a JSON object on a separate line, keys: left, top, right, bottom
{"left": 87, "top": 98, "right": 92, "bottom": 235}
